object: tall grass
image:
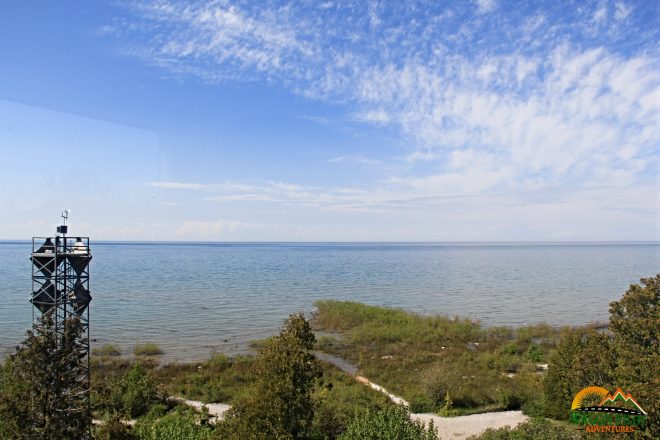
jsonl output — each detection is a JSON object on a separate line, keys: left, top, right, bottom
{"left": 134, "top": 343, "right": 164, "bottom": 357}
{"left": 313, "top": 300, "right": 562, "bottom": 415}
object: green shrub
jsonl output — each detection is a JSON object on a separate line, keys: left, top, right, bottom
{"left": 134, "top": 413, "right": 214, "bottom": 440}
{"left": 422, "top": 355, "right": 505, "bottom": 410}
{"left": 467, "top": 417, "right": 581, "bottom": 439}
{"left": 220, "top": 313, "right": 322, "bottom": 439}
{"left": 499, "top": 342, "right": 521, "bottom": 356}
{"left": 543, "top": 327, "right": 614, "bottom": 420}
{"left": 338, "top": 404, "right": 437, "bottom": 440}
{"left": 312, "top": 366, "right": 391, "bottom": 438}
{"left": 525, "top": 344, "right": 544, "bottom": 362}
{"left": 95, "top": 414, "right": 137, "bottom": 440}
{"left": 134, "top": 343, "right": 163, "bottom": 356}
{"left": 409, "top": 394, "right": 435, "bottom": 413}
{"left": 108, "top": 363, "right": 161, "bottom": 419}
{"left": 521, "top": 396, "right": 546, "bottom": 418}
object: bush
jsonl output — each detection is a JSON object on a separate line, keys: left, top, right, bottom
{"left": 134, "top": 413, "right": 214, "bottom": 440}
{"left": 525, "top": 344, "right": 544, "bottom": 363}
{"left": 134, "top": 343, "right": 163, "bottom": 356}
{"left": 338, "top": 404, "right": 437, "bottom": 440}
{"left": 95, "top": 414, "right": 137, "bottom": 440}
{"left": 409, "top": 394, "right": 435, "bottom": 413}
{"left": 421, "top": 354, "right": 511, "bottom": 410}
{"left": 220, "top": 313, "right": 322, "bottom": 439}
{"left": 543, "top": 327, "right": 614, "bottom": 420}
{"left": 467, "top": 417, "right": 581, "bottom": 439}
{"left": 311, "top": 366, "right": 391, "bottom": 438}
{"left": 108, "top": 363, "right": 162, "bottom": 418}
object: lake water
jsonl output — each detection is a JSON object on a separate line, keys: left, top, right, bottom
{"left": 0, "top": 242, "right": 658, "bottom": 362}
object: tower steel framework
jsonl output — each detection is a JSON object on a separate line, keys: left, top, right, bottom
{"left": 30, "top": 216, "right": 92, "bottom": 436}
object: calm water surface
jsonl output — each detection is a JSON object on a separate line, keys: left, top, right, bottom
{"left": 1, "top": 242, "right": 658, "bottom": 361}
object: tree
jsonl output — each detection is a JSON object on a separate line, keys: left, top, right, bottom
{"left": 0, "top": 315, "right": 90, "bottom": 439}
{"left": 609, "top": 275, "right": 659, "bottom": 439}
{"left": 542, "top": 275, "right": 659, "bottom": 438}
{"left": 219, "top": 313, "right": 322, "bottom": 439}
{"left": 543, "top": 327, "right": 615, "bottom": 420}
{"left": 107, "top": 363, "right": 161, "bottom": 419}
{"left": 338, "top": 405, "right": 437, "bottom": 440}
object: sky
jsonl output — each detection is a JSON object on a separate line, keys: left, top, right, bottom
{"left": 0, "top": 0, "right": 658, "bottom": 242}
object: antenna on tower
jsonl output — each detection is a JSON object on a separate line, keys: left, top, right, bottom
{"left": 57, "top": 209, "right": 70, "bottom": 234}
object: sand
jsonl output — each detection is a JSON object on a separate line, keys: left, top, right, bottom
{"left": 413, "top": 411, "right": 528, "bottom": 439}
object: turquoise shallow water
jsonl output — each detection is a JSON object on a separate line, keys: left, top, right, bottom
{"left": 0, "top": 241, "right": 658, "bottom": 362}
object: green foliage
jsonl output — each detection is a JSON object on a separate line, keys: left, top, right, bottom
{"left": 543, "top": 327, "right": 614, "bottom": 420}
{"left": 153, "top": 354, "right": 255, "bottom": 404}
{"left": 313, "top": 300, "right": 557, "bottom": 415}
{"left": 106, "top": 363, "right": 162, "bottom": 419}
{"left": 408, "top": 394, "right": 435, "bottom": 414}
{"left": 94, "top": 344, "right": 123, "bottom": 357}
{"left": 134, "top": 343, "right": 163, "bottom": 356}
{"left": 0, "top": 356, "right": 32, "bottom": 439}
{"left": 525, "top": 344, "right": 544, "bottom": 362}
{"left": 220, "top": 313, "right": 323, "bottom": 439}
{"left": 338, "top": 405, "right": 437, "bottom": 440}
{"left": 421, "top": 354, "right": 541, "bottom": 412}
{"left": 542, "top": 275, "right": 658, "bottom": 438}
{"left": 609, "top": 275, "right": 659, "bottom": 439}
{"left": 311, "top": 365, "right": 391, "bottom": 438}
{"left": 0, "top": 315, "right": 90, "bottom": 439}
{"left": 95, "top": 414, "right": 137, "bottom": 440}
{"left": 134, "top": 413, "right": 214, "bottom": 440}
{"left": 499, "top": 342, "right": 522, "bottom": 356}
{"left": 467, "top": 417, "right": 582, "bottom": 440}
{"left": 314, "top": 300, "right": 481, "bottom": 344}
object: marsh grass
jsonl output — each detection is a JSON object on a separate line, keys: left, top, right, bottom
{"left": 92, "top": 344, "right": 122, "bottom": 357}
{"left": 313, "top": 300, "right": 562, "bottom": 415}
{"left": 134, "top": 343, "right": 164, "bottom": 357}
{"left": 152, "top": 354, "right": 256, "bottom": 403}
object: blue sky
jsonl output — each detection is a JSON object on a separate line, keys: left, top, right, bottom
{"left": 0, "top": 0, "right": 658, "bottom": 241}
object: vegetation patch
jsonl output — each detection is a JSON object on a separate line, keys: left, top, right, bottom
{"left": 313, "top": 300, "right": 562, "bottom": 415}
{"left": 134, "top": 343, "right": 164, "bottom": 357}
{"left": 466, "top": 417, "right": 582, "bottom": 439}
{"left": 93, "top": 343, "right": 122, "bottom": 357}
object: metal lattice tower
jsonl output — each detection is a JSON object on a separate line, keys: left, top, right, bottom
{"left": 30, "top": 211, "right": 92, "bottom": 435}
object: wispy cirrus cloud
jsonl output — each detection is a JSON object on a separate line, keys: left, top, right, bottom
{"left": 112, "top": 1, "right": 658, "bottom": 239}
{"left": 329, "top": 154, "right": 381, "bottom": 166}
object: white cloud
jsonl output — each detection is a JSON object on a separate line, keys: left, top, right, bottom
{"left": 111, "top": 1, "right": 659, "bottom": 240}
{"left": 329, "top": 154, "right": 381, "bottom": 166}
{"left": 614, "top": 2, "right": 632, "bottom": 21}
{"left": 593, "top": 3, "right": 608, "bottom": 24}
{"left": 475, "top": 0, "right": 497, "bottom": 14}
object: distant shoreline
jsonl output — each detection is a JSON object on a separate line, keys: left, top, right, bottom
{"left": 2, "top": 240, "right": 659, "bottom": 246}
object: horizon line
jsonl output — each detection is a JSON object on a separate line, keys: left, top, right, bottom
{"left": 1, "top": 239, "right": 659, "bottom": 245}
